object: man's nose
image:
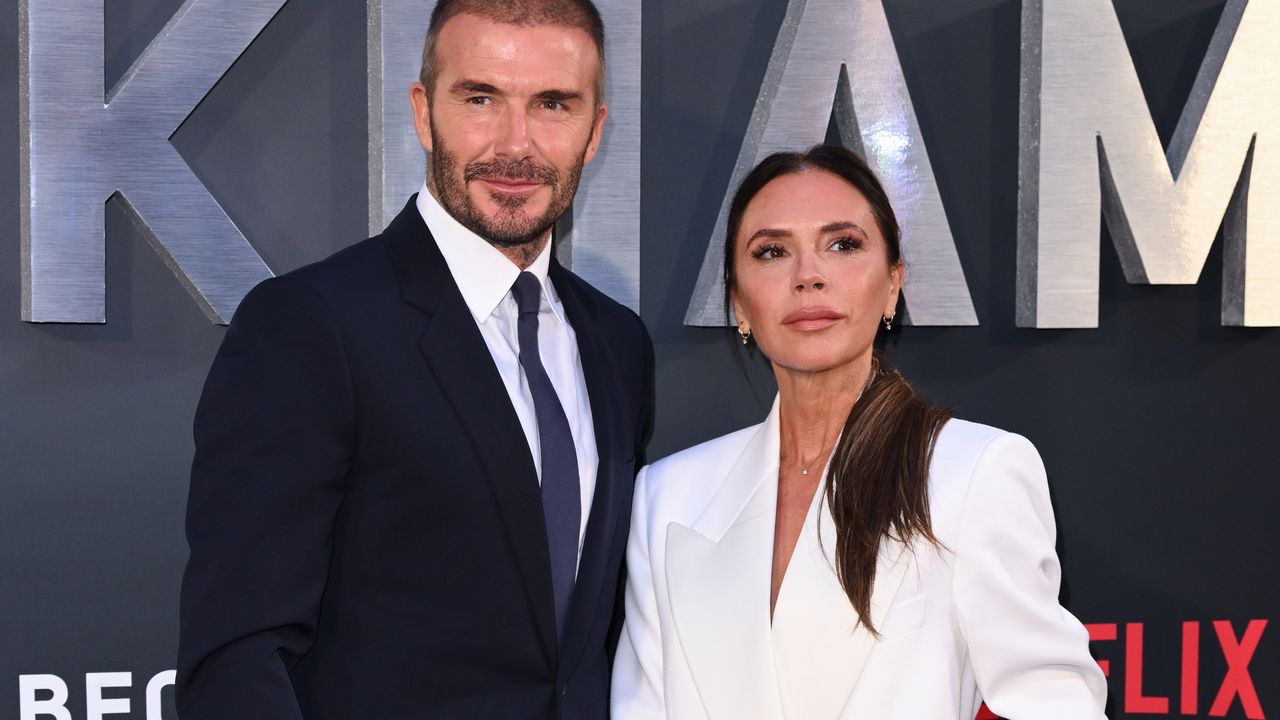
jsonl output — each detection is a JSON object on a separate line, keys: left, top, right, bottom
{"left": 495, "top": 106, "right": 532, "bottom": 159}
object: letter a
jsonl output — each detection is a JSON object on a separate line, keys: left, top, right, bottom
{"left": 683, "top": 0, "right": 976, "bottom": 327}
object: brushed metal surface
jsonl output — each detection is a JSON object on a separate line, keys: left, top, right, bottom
{"left": 19, "top": 0, "right": 284, "bottom": 324}
{"left": 367, "top": 0, "right": 427, "bottom": 239}
{"left": 1018, "top": 0, "right": 1279, "bottom": 327}
{"left": 683, "top": 0, "right": 977, "bottom": 327}
{"left": 368, "top": 0, "right": 642, "bottom": 312}
{"left": 559, "top": 0, "right": 642, "bottom": 313}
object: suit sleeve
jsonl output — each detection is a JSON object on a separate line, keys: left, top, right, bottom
{"left": 952, "top": 433, "right": 1108, "bottom": 720}
{"left": 611, "top": 465, "right": 667, "bottom": 719}
{"left": 635, "top": 317, "right": 655, "bottom": 466}
{"left": 176, "top": 276, "right": 354, "bottom": 719}
{"left": 610, "top": 314, "right": 657, "bottom": 662}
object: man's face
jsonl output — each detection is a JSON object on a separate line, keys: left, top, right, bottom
{"left": 410, "top": 14, "right": 607, "bottom": 249}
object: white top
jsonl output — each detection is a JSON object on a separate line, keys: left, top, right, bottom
{"left": 417, "top": 185, "right": 598, "bottom": 565}
{"left": 612, "top": 398, "right": 1108, "bottom": 719}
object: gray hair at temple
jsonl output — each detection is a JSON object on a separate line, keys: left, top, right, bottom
{"left": 419, "top": 0, "right": 607, "bottom": 107}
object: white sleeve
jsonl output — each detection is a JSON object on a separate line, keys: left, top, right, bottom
{"left": 611, "top": 465, "right": 667, "bottom": 719}
{"left": 951, "top": 433, "right": 1109, "bottom": 720}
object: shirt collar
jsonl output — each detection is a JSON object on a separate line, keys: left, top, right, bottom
{"left": 416, "top": 184, "right": 565, "bottom": 324}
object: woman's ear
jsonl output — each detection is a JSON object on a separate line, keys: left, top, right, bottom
{"left": 884, "top": 261, "right": 904, "bottom": 317}
{"left": 730, "top": 292, "right": 749, "bottom": 331}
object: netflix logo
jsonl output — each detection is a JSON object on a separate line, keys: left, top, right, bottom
{"left": 976, "top": 619, "right": 1269, "bottom": 719}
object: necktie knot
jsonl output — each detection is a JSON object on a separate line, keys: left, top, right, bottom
{"left": 511, "top": 272, "right": 542, "bottom": 316}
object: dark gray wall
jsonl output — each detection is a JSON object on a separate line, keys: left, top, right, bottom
{"left": 3, "top": 1, "right": 1276, "bottom": 718}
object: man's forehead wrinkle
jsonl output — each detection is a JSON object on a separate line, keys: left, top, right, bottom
{"left": 450, "top": 68, "right": 585, "bottom": 96}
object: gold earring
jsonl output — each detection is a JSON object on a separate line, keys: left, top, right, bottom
{"left": 882, "top": 315, "right": 894, "bottom": 331}
{"left": 738, "top": 325, "right": 752, "bottom": 345}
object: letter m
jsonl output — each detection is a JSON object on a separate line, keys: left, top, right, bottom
{"left": 19, "top": 0, "right": 284, "bottom": 323}
{"left": 1018, "top": 0, "right": 1280, "bottom": 327}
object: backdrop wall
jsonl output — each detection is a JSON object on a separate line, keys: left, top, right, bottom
{"left": 2, "top": 1, "right": 1275, "bottom": 718}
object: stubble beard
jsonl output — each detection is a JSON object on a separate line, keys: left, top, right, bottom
{"left": 428, "top": 130, "right": 587, "bottom": 263}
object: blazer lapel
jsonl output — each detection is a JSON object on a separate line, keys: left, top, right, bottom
{"left": 549, "top": 262, "right": 626, "bottom": 678}
{"left": 665, "top": 400, "right": 786, "bottom": 720}
{"left": 383, "top": 198, "right": 556, "bottom": 659}
{"left": 771, "top": 485, "right": 910, "bottom": 719}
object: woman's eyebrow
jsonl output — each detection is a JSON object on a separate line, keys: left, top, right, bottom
{"left": 746, "top": 227, "right": 791, "bottom": 244}
{"left": 820, "top": 221, "right": 869, "bottom": 238}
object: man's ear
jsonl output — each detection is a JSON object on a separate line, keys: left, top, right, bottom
{"left": 582, "top": 103, "right": 608, "bottom": 166}
{"left": 410, "top": 82, "right": 434, "bottom": 154}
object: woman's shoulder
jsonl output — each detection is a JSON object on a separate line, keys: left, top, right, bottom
{"left": 928, "top": 418, "right": 1049, "bottom": 523}
{"left": 932, "top": 418, "right": 1041, "bottom": 473}
{"left": 635, "top": 422, "right": 762, "bottom": 515}
{"left": 642, "top": 422, "right": 760, "bottom": 483}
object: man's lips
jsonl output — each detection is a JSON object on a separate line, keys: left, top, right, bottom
{"left": 781, "top": 307, "right": 845, "bottom": 331}
{"left": 476, "top": 177, "right": 543, "bottom": 193}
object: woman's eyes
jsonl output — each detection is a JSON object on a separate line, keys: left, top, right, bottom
{"left": 749, "top": 243, "right": 787, "bottom": 260}
{"left": 749, "top": 236, "right": 862, "bottom": 260}
{"left": 830, "top": 236, "right": 863, "bottom": 253}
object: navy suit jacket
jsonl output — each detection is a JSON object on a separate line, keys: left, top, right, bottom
{"left": 177, "top": 197, "right": 653, "bottom": 719}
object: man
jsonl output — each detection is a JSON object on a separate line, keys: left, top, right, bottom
{"left": 176, "top": 1, "right": 652, "bottom": 717}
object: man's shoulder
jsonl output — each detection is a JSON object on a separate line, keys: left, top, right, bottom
{"left": 227, "top": 234, "right": 398, "bottom": 329}
{"left": 279, "top": 234, "right": 395, "bottom": 295}
{"left": 557, "top": 267, "right": 639, "bottom": 320}
{"left": 554, "top": 266, "right": 646, "bottom": 346}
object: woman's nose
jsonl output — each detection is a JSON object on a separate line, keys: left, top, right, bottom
{"left": 793, "top": 256, "right": 826, "bottom": 292}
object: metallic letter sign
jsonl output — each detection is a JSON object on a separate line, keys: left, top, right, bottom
{"left": 19, "top": 0, "right": 284, "bottom": 323}
{"left": 368, "top": 0, "right": 642, "bottom": 312}
{"left": 684, "top": 0, "right": 977, "bottom": 327}
{"left": 1018, "top": 0, "right": 1279, "bottom": 327}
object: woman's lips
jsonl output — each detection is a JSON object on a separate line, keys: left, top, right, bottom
{"left": 781, "top": 307, "right": 844, "bottom": 331}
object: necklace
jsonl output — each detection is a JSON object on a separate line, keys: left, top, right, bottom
{"left": 794, "top": 435, "right": 838, "bottom": 476}
{"left": 788, "top": 364, "right": 878, "bottom": 476}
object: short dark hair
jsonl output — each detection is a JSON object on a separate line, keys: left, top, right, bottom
{"left": 419, "top": 0, "right": 606, "bottom": 106}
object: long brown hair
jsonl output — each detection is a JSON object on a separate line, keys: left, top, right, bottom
{"left": 723, "top": 144, "right": 951, "bottom": 634}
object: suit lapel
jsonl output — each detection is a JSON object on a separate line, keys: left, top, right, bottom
{"left": 771, "top": 486, "right": 910, "bottom": 719}
{"left": 665, "top": 400, "right": 786, "bottom": 720}
{"left": 383, "top": 198, "right": 556, "bottom": 659}
{"left": 549, "top": 261, "right": 623, "bottom": 679}
{"left": 664, "top": 395, "right": 912, "bottom": 719}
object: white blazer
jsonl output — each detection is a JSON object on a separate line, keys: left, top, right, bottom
{"left": 612, "top": 399, "right": 1107, "bottom": 719}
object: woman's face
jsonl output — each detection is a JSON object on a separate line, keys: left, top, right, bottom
{"left": 731, "top": 169, "right": 902, "bottom": 377}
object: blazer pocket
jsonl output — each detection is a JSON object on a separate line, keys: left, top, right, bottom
{"left": 877, "top": 593, "right": 927, "bottom": 638}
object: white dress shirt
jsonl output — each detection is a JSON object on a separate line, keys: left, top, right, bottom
{"left": 417, "top": 186, "right": 598, "bottom": 566}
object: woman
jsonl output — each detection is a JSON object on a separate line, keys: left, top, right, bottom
{"left": 612, "top": 145, "right": 1107, "bottom": 719}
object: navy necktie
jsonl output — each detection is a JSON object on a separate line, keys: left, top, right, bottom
{"left": 510, "top": 271, "right": 580, "bottom": 643}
